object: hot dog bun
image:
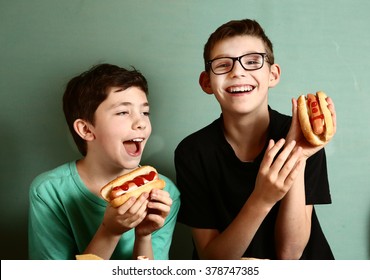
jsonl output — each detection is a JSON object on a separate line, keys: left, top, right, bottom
{"left": 297, "top": 91, "right": 334, "bottom": 146}
{"left": 100, "top": 166, "right": 165, "bottom": 208}
{"left": 76, "top": 253, "right": 103, "bottom": 260}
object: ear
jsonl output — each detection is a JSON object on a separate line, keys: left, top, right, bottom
{"left": 268, "top": 63, "right": 281, "bottom": 88}
{"left": 73, "top": 119, "right": 95, "bottom": 141}
{"left": 199, "top": 71, "right": 213, "bottom": 94}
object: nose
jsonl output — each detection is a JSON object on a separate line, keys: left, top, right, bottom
{"left": 230, "top": 59, "right": 246, "bottom": 76}
{"left": 132, "top": 115, "right": 148, "bottom": 131}
{"left": 132, "top": 118, "right": 146, "bottom": 130}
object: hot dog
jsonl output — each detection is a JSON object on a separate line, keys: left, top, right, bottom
{"left": 297, "top": 91, "right": 334, "bottom": 146}
{"left": 100, "top": 166, "right": 165, "bottom": 208}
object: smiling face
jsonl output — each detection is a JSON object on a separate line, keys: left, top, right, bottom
{"left": 88, "top": 86, "right": 152, "bottom": 171}
{"left": 201, "top": 35, "right": 280, "bottom": 117}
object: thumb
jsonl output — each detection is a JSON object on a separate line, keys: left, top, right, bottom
{"left": 291, "top": 98, "right": 298, "bottom": 122}
{"left": 286, "top": 98, "right": 299, "bottom": 144}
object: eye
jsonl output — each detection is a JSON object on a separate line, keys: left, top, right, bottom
{"left": 117, "top": 111, "right": 129, "bottom": 116}
{"left": 213, "top": 59, "right": 232, "bottom": 69}
{"left": 243, "top": 55, "right": 263, "bottom": 67}
{"left": 142, "top": 111, "right": 150, "bottom": 117}
{"left": 245, "top": 59, "right": 259, "bottom": 65}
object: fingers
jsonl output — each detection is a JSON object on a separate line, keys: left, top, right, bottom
{"left": 148, "top": 189, "right": 172, "bottom": 217}
{"left": 282, "top": 157, "right": 304, "bottom": 187}
{"left": 150, "top": 189, "right": 172, "bottom": 206}
{"left": 118, "top": 190, "right": 172, "bottom": 220}
{"left": 326, "top": 97, "right": 337, "bottom": 133}
{"left": 291, "top": 98, "right": 298, "bottom": 116}
{"left": 270, "top": 140, "right": 298, "bottom": 176}
{"left": 106, "top": 189, "right": 172, "bottom": 235}
{"left": 260, "top": 139, "right": 286, "bottom": 173}
{"left": 114, "top": 193, "right": 149, "bottom": 228}
{"left": 277, "top": 145, "right": 303, "bottom": 185}
{"left": 135, "top": 190, "right": 172, "bottom": 236}
{"left": 259, "top": 139, "right": 303, "bottom": 195}
{"left": 117, "top": 193, "right": 148, "bottom": 215}
{"left": 143, "top": 213, "right": 166, "bottom": 230}
{"left": 290, "top": 98, "right": 299, "bottom": 129}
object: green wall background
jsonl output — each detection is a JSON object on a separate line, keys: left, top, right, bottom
{"left": 1, "top": 0, "right": 369, "bottom": 260}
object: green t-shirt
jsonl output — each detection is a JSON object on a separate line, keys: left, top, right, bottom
{"left": 28, "top": 161, "right": 180, "bottom": 260}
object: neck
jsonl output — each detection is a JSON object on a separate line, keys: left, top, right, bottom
{"left": 76, "top": 156, "right": 132, "bottom": 197}
{"left": 222, "top": 110, "right": 269, "bottom": 162}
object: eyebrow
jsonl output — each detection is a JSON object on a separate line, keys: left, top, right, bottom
{"left": 109, "top": 101, "right": 150, "bottom": 109}
{"left": 211, "top": 51, "right": 266, "bottom": 59}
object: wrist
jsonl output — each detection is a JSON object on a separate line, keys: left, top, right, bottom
{"left": 135, "top": 231, "right": 152, "bottom": 243}
{"left": 135, "top": 229, "right": 152, "bottom": 240}
{"left": 100, "top": 222, "right": 124, "bottom": 239}
{"left": 133, "top": 231, "right": 153, "bottom": 260}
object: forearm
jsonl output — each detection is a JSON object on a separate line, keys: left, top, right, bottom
{"left": 83, "top": 223, "right": 121, "bottom": 260}
{"left": 195, "top": 194, "right": 273, "bottom": 259}
{"left": 275, "top": 161, "right": 312, "bottom": 259}
{"left": 133, "top": 233, "right": 153, "bottom": 259}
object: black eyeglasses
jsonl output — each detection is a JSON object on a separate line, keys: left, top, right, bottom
{"left": 207, "top": 52, "right": 269, "bottom": 75}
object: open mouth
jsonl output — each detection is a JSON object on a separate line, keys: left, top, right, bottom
{"left": 226, "top": 85, "right": 255, "bottom": 94}
{"left": 123, "top": 138, "right": 144, "bottom": 156}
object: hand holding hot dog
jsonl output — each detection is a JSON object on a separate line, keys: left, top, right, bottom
{"left": 287, "top": 91, "right": 337, "bottom": 159}
{"left": 100, "top": 166, "right": 171, "bottom": 236}
{"left": 102, "top": 192, "right": 150, "bottom": 236}
{"left": 135, "top": 189, "right": 172, "bottom": 237}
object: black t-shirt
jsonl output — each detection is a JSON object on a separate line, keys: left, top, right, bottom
{"left": 175, "top": 107, "right": 334, "bottom": 259}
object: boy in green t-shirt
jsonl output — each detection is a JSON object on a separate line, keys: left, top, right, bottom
{"left": 29, "top": 63, "right": 180, "bottom": 260}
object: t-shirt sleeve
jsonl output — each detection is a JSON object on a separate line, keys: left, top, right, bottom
{"left": 304, "top": 148, "right": 332, "bottom": 205}
{"left": 152, "top": 176, "right": 180, "bottom": 260}
{"left": 174, "top": 142, "right": 218, "bottom": 229}
{"left": 28, "top": 179, "right": 77, "bottom": 259}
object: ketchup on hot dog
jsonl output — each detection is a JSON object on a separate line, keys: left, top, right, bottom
{"left": 297, "top": 91, "right": 335, "bottom": 146}
{"left": 110, "top": 171, "right": 158, "bottom": 200}
{"left": 307, "top": 93, "right": 324, "bottom": 135}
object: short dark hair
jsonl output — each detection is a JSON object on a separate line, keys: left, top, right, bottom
{"left": 63, "top": 63, "right": 148, "bottom": 156}
{"left": 203, "top": 19, "right": 274, "bottom": 71}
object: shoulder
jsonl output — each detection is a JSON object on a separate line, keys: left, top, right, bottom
{"left": 176, "top": 118, "right": 221, "bottom": 152}
{"left": 268, "top": 106, "right": 292, "bottom": 139}
{"left": 159, "top": 174, "right": 180, "bottom": 200}
{"left": 30, "top": 161, "right": 76, "bottom": 197}
{"left": 269, "top": 106, "right": 291, "bottom": 125}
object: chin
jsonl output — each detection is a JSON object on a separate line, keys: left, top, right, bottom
{"left": 122, "top": 158, "right": 142, "bottom": 170}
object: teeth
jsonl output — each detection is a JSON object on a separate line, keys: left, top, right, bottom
{"left": 131, "top": 138, "right": 144, "bottom": 142}
{"left": 228, "top": 86, "right": 253, "bottom": 93}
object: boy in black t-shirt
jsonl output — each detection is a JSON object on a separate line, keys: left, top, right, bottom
{"left": 175, "top": 19, "right": 336, "bottom": 259}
